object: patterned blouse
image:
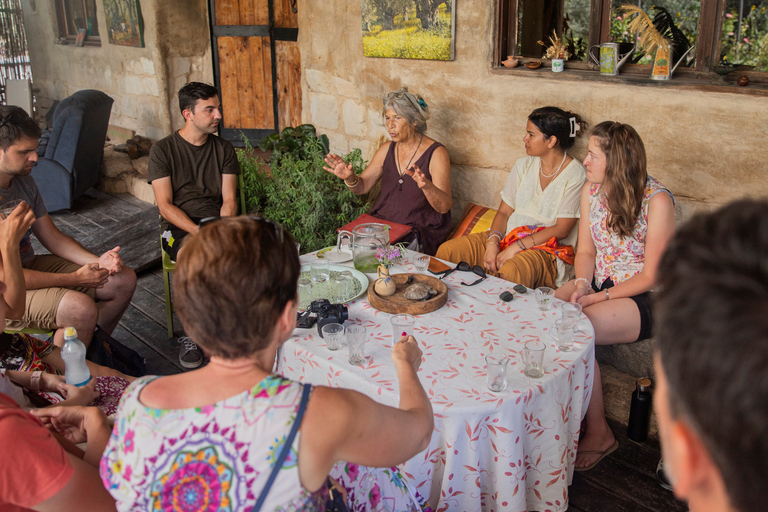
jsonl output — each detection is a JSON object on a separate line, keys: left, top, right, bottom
{"left": 589, "top": 176, "right": 673, "bottom": 285}
{"left": 100, "top": 374, "right": 325, "bottom": 512}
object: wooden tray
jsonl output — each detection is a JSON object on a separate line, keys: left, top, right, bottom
{"left": 367, "top": 273, "right": 448, "bottom": 314}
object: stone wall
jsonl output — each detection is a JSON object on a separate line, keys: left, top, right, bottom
{"left": 297, "top": 1, "right": 768, "bottom": 222}
{"left": 21, "top": 0, "right": 213, "bottom": 142}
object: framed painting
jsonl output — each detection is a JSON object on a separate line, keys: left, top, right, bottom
{"left": 361, "top": 0, "right": 455, "bottom": 60}
{"left": 104, "top": 0, "right": 144, "bottom": 48}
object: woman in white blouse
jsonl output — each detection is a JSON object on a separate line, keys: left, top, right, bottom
{"left": 436, "top": 107, "right": 587, "bottom": 288}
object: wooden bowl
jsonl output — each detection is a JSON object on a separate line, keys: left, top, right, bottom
{"left": 502, "top": 58, "right": 519, "bottom": 68}
{"left": 525, "top": 60, "right": 542, "bottom": 69}
{"left": 367, "top": 273, "right": 448, "bottom": 315}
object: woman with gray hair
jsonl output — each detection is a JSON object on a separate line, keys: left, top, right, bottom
{"left": 324, "top": 87, "right": 452, "bottom": 255}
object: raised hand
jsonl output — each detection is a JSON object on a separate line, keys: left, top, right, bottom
{"left": 98, "top": 246, "right": 123, "bottom": 275}
{"left": 403, "top": 164, "right": 430, "bottom": 189}
{"left": 0, "top": 201, "right": 35, "bottom": 246}
{"left": 323, "top": 154, "right": 354, "bottom": 181}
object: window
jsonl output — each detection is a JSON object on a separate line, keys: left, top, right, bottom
{"left": 55, "top": 0, "right": 100, "bottom": 45}
{"left": 497, "top": 0, "right": 768, "bottom": 82}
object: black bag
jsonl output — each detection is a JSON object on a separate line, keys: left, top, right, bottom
{"left": 86, "top": 326, "right": 147, "bottom": 377}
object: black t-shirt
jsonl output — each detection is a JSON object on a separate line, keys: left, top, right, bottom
{"left": 148, "top": 131, "right": 240, "bottom": 229}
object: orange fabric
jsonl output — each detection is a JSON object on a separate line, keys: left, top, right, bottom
{"left": 0, "top": 393, "right": 73, "bottom": 511}
{"left": 499, "top": 225, "right": 575, "bottom": 265}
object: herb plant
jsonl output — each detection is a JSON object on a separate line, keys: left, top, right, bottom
{"left": 238, "top": 126, "right": 369, "bottom": 253}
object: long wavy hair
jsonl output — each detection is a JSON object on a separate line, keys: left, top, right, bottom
{"left": 591, "top": 121, "right": 647, "bottom": 239}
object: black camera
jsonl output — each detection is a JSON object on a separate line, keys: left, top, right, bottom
{"left": 309, "top": 299, "right": 349, "bottom": 337}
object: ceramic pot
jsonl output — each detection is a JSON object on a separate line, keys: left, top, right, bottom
{"left": 374, "top": 265, "right": 396, "bottom": 296}
{"left": 552, "top": 58, "right": 564, "bottom": 72}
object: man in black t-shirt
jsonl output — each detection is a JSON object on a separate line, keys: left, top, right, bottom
{"left": 148, "top": 82, "right": 240, "bottom": 368}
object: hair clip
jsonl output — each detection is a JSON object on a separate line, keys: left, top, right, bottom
{"left": 569, "top": 117, "right": 578, "bottom": 138}
{"left": 418, "top": 98, "right": 428, "bottom": 110}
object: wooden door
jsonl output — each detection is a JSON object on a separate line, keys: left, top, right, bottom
{"left": 209, "top": 0, "right": 301, "bottom": 147}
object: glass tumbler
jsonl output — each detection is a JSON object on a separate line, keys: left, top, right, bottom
{"left": 346, "top": 325, "right": 367, "bottom": 365}
{"left": 535, "top": 287, "right": 555, "bottom": 311}
{"left": 297, "top": 278, "right": 313, "bottom": 310}
{"left": 486, "top": 354, "right": 510, "bottom": 392}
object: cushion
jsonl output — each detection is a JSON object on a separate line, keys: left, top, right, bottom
{"left": 450, "top": 203, "right": 498, "bottom": 240}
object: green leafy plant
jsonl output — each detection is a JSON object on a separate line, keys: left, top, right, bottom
{"left": 238, "top": 126, "right": 369, "bottom": 253}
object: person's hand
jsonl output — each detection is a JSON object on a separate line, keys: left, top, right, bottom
{"left": 569, "top": 280, "right": 594, "bottom": 304}
{"left": 323, "top": 154, "right": 354, "bottom": 181}
{"left": 74, "top": 263, "right": 109, "bottom": 288}
{"left": 392, "top": 335, "right": 423, "bottom": 373}
{"left": 0, "top": 201, "right": 35, "bottom": 246}
{"left": 495, "top": 244, "right": 521, "bottom": 270}
{"left": 60, "top": 379, "right": 100, "bottom": 406}
{"left": 31, "top": 405, "right": 101, "bottom": 445}
{"left": 576, "top": 290, "right": 604, "bottom": 308}
{"left": 403, "top": 164, "right": 431, "bottom": 189}
{"left": 98, "top": 246, "right": 123, "bottom": 275}
{"left": 40, "top": 372, "right": 67, "bottom": 395}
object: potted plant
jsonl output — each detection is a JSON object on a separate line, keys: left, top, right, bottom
{"left": 539, "top": 30, "right": 571, "bottom": 72}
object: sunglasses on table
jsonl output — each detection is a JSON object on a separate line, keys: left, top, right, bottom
{"left": 198, "top": 215, "right": 285, "bottom": 244}
{"left": 439, "top": 261, "right": 487, "bottom": 286}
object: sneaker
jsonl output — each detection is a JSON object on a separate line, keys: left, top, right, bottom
{"left": 178, "top": 336, "right": 203, "bottom": 369}
{"left": 656, "top": 459, "right": 674, "bottom": 491}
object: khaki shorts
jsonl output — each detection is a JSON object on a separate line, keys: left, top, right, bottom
{"left": 5, "top": 255, "right": 96, "bottom": 331}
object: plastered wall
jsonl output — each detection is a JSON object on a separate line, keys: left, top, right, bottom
{"left": 21, "top": 0, "right": 213, "bottom": 141}
{"left": 298, "top": 0, "right": 768, "bottom": 221}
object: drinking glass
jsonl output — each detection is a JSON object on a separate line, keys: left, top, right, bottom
{"left": 331, "top": 274, "right": 351, "bottom": 304}
{"left": 0, "top": 199, "right": 22, "bottom": 218}
{"left": 390, "top": 314, "right": 416, "bottom": 341}
{"left": 414, "top": 255, "right": 430, "bottom": 273}
{"left": 311, "top": 260, "right": 330, "bottom": 300}
{"left": 485, "top": 354, "right": 510, "bottom": 392}
{"left": 297, "top": 278, "right": 313, "bottom": 310}
{"left": 552, "top": 318, "right": 575, "bottom": 351}
{"left": 560, "top": 302, "right": 582, "bottom": 327}
{"left": 346, "top": 325, "right": 367, "bottom": 365}
{"left": 535, "top": 287, "right": 555, "bottom": 311}
{"left": 523, "top": 340, "right": 546, "bottom": 378}
{"left": 321, "top": 323, "right": 344, "bottom": 351}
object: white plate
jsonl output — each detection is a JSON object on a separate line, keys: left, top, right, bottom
{"left": 316, "top": 246, "right": 353, "bottom": 263}
{"left": 300, "top": 264, "right": 369, "bottom": 304}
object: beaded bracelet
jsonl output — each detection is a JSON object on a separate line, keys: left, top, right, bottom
{"left": 575, "top": 277, "right": 591, "bottom": 288}
{"left": 487, "top": 230, "right": 503, "bottom": 240}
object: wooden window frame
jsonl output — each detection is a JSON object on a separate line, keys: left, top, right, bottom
{"left": 494, "top": 0, "right": 768, "bottom": 94}
{"left": 54, "top": 0, "right": 101, "bottom": 46}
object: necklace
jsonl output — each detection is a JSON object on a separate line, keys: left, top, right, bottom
{"left": 396, "top": 133, "right": 424, "bottom": 187}
{"left": 540, "top": 152, "right": 567, "bottom": 179}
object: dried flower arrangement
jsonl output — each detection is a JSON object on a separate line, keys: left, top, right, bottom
{"left": 538, "top": 30, "right": 571, "bottom": 60}
{"left": 621, "top": 4, "right": 671, "bottom": 55}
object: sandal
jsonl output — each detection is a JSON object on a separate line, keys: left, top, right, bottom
{"left": 574, "top": 439, "right": 619, "bottom": 472}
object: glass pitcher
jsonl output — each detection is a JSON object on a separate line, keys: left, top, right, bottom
{"left": 337, "top": 223, "right": 390, "bottom": 273}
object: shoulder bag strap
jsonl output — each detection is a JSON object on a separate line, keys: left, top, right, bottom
{"left": 253, "top": 383, "right": 312, "bottom": 512}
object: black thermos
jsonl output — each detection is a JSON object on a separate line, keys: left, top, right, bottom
{"left": 627, "top": 377, "right": 653, "bottom": 442}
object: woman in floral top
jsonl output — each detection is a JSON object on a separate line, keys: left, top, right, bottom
{"left": 556, "top": 121, "right": 676, "bottom": 471}
{"left": 100, "top": 217, "right": 434, "bottom": 511}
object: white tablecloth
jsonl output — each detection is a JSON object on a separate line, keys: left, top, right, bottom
{"left": 278, "top": 253, "right": 595, "bottom": 512}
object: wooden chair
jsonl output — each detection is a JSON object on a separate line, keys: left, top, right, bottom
{"left": 163, "top": 173, "right": 246, "bottom": 338}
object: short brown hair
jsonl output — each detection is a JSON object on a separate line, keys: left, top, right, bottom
{"left": 174, "top": 217, "right": 299, "bottom": 359}
{"left": 0, "top": 106, "right": 41, "bottom": 151}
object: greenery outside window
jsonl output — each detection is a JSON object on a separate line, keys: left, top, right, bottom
{"left": 55, "top": 0, "right": 100, "bottom": 45}
{"left": 496, "top": 0, "right": 768, "bottom": 86}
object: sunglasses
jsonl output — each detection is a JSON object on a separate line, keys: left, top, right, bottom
{"left": 198, "top": 215, "right": 285, "bottom": 245}
{"left": 439, "top": 261, "right": 487, "bottom": 286}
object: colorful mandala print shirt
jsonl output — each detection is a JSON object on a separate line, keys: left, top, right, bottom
{"left": 100, "top": 375, "right": 325, "bottom": 512}
{"left": 589, "top": 176, "right": 673, "bottom": 285}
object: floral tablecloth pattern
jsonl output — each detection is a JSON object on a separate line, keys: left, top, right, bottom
{"left": 278, "top": 253, "right": 595, "bottom": 512}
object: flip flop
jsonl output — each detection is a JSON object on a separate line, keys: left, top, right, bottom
{"left": 574, "top": 439, "right": 619, "bottom": 472}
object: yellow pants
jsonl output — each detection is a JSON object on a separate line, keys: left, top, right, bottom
{"left": 435, "top": 232, "right": 557, "bottom": 289}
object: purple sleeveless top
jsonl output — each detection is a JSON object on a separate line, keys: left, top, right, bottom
{"left": 369, "top": 141, "right": 451, "bottom": 255}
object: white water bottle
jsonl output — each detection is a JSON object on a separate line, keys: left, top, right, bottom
{"left": 60, "top": 327, "right": 91, "bottom": 387}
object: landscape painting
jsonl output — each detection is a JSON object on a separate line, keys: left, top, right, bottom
{"left": 361, "top": 0, "right": 455, "bottom": 60}
{"left": 104, "top": 0, "right": 144, "bottom": 48}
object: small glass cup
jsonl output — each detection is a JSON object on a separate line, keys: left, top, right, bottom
{"left": 331, "top": 274, "right": 351, "bottom": 304}
{"left": 321, "top": 322, "right": 344, "bottom": 351}
{"left": 297, "top": 278, "right": 313, "bottom": 310}
{"left": 414, "top": 255, "right": 430, "bottom": 273}
{"left": 523, "top": 340, "right": 546, "bottom": 378}
{"left": 0, "top": 199, "right": 23, "bottom": 219}
{"left": 346, "top": 325, "right": 366, "bottom": 365}
{"left": 390, "top": 314, "right": 416, "bottom": 341}
{"left": 485, "top": 354, "right": 510, "bottom": 392}
{"left": 311, "top": 260, "right": 330, "bottom": 300}
{"left": 552, "top": 318, "right": 575, "bottom": 351}
{"left": 560, "top": 302, "right": 582, "bottom": 327}
{"left": 535, "top": 287, "right": 555, "bottom": 311}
